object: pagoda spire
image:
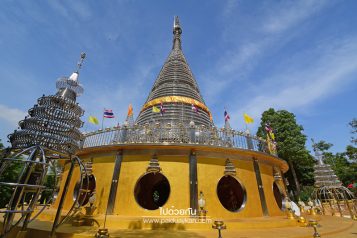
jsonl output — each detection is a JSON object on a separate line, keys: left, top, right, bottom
{"left": 136, "top": 17, "right": 212, "bottom": 127}
{"left": 311, "top": 138, "right": 324, "bottom": 165}
{"left": 311, "top": 139, "right": 342, "bottom": 187}
{"left": 56, "top": 53, "right": 85, "bottom": 100}
{"left": 172, "top": 16, "right": 182, "bottom": 50}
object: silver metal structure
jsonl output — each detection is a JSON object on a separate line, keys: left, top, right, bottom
{"left": 0, "top": 53, "right": 88, "bottom": 237}
{"left": 136, "top": 16, "right": 212, "bottom": 127}
{"left": 311, "top": 139, "right": 357, "bottom": 219}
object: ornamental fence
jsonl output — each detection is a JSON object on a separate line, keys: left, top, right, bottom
{"left": 81, "top": 125, "right": 276, "bottom": 156}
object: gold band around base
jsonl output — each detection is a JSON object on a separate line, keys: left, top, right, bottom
{"left": 141, "top": 96, "right": 212, "bottom": 120}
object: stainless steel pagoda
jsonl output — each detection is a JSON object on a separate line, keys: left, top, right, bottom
{"left": 0, "top": 53, "right": 91, "bottom": 237}
{"left": 136, "top": 16, "right": 212, "bottom": 127}
{"left": 82, "top": 17, "right": 271, "bottom": 154}
{"left": 311, "top": 140, "right": 357, "bottom": 219}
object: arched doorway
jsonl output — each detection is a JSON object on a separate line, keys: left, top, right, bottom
{"left": 273, "top": 181, "right": 285, "bottom": 210}
{"left": 217, "top": 175, "right": 246, "bottom": 212}
{"left": 134, "top": 172, "right": 170, "bottom": 210}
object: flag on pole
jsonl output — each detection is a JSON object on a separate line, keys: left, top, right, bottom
{"left": 88, "top": 116, "right": 99, "bottom": 125}
{"left": 264, "top": 123, "right": 272, "bottom": 133}
{"left": 103, "top": 109, "right": 115, "bottom": 118}
{"left": 224, "top": 109, "right": 230, "bottom": 122}
{"left": 127, "top": 104, "right": 133, "bottom": 117}
{"left": 160, "top": 102, "right": 166, "bottom": 116}
{"left": 243, "top": 113, "right": 254, "bottom": 124}
{"left": 152, "top": 106, "right": 160, "bottom": 113}
{"left": 191, "top": 104, "right": 199, "bottom": 114}
{"left": 264, "top": 123, "right": 275, "bottom": 140}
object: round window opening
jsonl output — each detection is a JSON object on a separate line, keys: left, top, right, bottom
{"left": 273, "top": 181, "right": 285, "bottom": 210}
{"left": 134, "top": 172, "right": 170, "bottom": 210}
{"left": 217, "top": 175, "right": 246, "bottom": 212}
{"left": 73, "top": 174, "right": 96, "bottom": 206}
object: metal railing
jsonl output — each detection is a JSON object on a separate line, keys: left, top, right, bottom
{"left": 81, "top": 124, "right": 276, "bottom": 156}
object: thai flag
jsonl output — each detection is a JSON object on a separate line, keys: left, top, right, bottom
{"left": 104, "top": 109, "right": 115, "bottom": 118}
{"left": 265, "top": 123, "right": 272, "bottom": 132}
{"left": 224, "top": 110, "right": 230, "bottom": 122}
{"left": 192, "top": 104, "right": 199, "bottom": 114}
{"left": 160, "top": 102, "right": 166, "bottom": 116}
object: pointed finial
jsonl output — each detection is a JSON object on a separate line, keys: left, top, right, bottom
{"left": 173, "top": 16, "right": 182, "bottom": 35}
{"left": 172, "top": 16, "right": 182, "bottom": 50}
{"left": 311, "top": 138, "right": 324, "bottom": 165}
{"left": 174, "top": 16, "right": 180, "bottom": 28}
{"left": 76, "top": 52, "right": 86, "bottom": 73}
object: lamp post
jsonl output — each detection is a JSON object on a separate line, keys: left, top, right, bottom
{"left": 308, "top": 219, "right": 321, "bottom": 238}
{"left": 212, "top": 220, "right": 226, "bottom": 238}
{"left": 198, "top": 191, "right": 207, "bottom": 220}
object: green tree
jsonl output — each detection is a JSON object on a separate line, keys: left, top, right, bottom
{"left": 257, "top": 108, "right": 315, "bottom": 197}
{"left": 349, "top": 118, "right": 357, "bottom": 145}
{"left": 314, "top": 140, "right": 333, "bottom": 152}
{"left": 0, "top": 140, "right": 25, "bottom": 208}
{"left": 346, "top": 145, "right": 357, "bottom": 161}
{"left": 346, "top": 119, "right": 357, "bottom": 162}
{"left": 0, "top": 141, "right": 58, "bottom": 207}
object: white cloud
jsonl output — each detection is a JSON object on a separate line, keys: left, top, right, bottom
{"left": 47, "top": 1, "right": 92, "bottom": 22}
{"left": 202, "top": 0, "right": 333, "bottom": 102}
{"left": 229, "top": 36, "right": 357, "bottom": 129}
{"left": 0, "top": 104, "right": 26, "bottom": 127}
{"left": 262, "top": 0, "right": 330, "bottom": 34}
{"left": 81, "top": 58, "right": 162, "bottom": 131}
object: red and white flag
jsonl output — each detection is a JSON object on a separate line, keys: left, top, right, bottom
{"left": 103, "top": 109, "right": 115, "bottom": 118}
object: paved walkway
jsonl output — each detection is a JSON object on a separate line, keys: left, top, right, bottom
{"left": 2, "top": 214, "right": 356, "bottom": 237}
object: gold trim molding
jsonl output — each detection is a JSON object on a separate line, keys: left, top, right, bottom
{"left": 141, "top": 96, "right": 212, "bottom": 118}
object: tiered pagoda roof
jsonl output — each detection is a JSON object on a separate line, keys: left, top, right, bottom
{"left": 313, "top": 145, "right": 342, "bottom": 188}
{"left": 314, "top": 163, "right": 342, "bottom": 187}
{"left": 136, "top": 17, "right": 212, "bottom": 127}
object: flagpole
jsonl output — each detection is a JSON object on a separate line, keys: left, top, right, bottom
{"left": 102, "top": 108, "right": 105, "bottom": 130}
{"left": 190, "top": 104, "right": 193, "bottom": 122}
{"left": 245, "top": 123, "right": 250, "bottom": 135}
{"left": 84, "top": 119, "right": 88, "bottom": 133}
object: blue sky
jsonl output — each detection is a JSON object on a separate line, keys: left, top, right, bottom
{"left": 0, "top": 0, "right": 356, "bottom": 153}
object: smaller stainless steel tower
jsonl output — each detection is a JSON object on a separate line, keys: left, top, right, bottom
{"left": 311, "top": 139, "right": 357, "bottom": 219}
{"left": 0, "top": 53, "right": 88, "bottom": 237}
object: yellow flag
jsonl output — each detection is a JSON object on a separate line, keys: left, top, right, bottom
{"left": 152, "top": 106, "right": 160, "bottom": 113}
{"left": 243, "top": 113, "right": 254, "bottom": 124}
{"left": 127, "top": 104, "right": 133, "bottom": 116}
{"left": 88, "top": 116, "right": 99, "bottom": 125}
{"left": 269, "top": 131, "right": 275, "bottom": 140}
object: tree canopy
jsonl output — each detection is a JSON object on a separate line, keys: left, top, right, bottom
{"left": 349, "top": 118, "right": 357, "bottom": 145}
{"left": 314, "top": 140, "right": 333, "bottom": 152}
{"left": 346, "top": 118, "right": 357, "bottom": 162}
{"left": 256, "top": 108, "right": 315, "bottom": 196}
